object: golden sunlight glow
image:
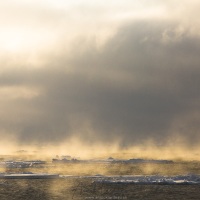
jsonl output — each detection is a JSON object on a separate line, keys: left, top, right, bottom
{"left": 0, "top": 27, "right": 56, "bottom": 53}
{"left": 0, "top": 0, "right": 168, "bottom": 54}
{"left": 1, "top": 33, "right": 24, "bottom": 52}
{"left": 0, "top": 30, "right": 33, "bottom": 52}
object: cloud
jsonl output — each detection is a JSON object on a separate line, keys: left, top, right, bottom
{"left": 1, "top": 17, "right": 200, "bottom": 147}
{"left": 0, "top": 0, "right": 200, "bottom": 149}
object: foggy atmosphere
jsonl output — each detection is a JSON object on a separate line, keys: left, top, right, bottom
{"left": 1, "top": 1, "right": 200, "bottom": 199}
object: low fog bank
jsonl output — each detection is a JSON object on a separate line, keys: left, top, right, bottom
{"left": 0, "top": 137, "right": 200, "bottom": 162}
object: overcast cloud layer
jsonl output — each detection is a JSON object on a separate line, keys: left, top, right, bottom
{"left": 1, "top": 1, "right": 200, "bottom": 147}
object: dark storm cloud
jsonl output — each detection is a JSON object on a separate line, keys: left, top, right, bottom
{"left": 1, "top": 20, "right": 200, "bottom": 145}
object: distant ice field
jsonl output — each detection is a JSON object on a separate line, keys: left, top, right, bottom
{"left": 0, "top": 173, "right": 200, "bottom": 185}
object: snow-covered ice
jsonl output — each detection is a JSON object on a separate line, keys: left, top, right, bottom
{"left": 0, "top": 172, "right": 59, "bottom": 179}
{"left": 59, "top": 174, "right": 200, "bottom": 184}
{"left": 0, "top": 160, "right": 46, "bottom": 168}
{"left": 0, "top": 173, "right": 200, "bottom": 183}
{"left": 92, "top": 174, "right": 200, "bottom": 185}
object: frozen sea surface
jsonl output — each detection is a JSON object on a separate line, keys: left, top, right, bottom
{"left": 0, "top": 161, "right": 200, "bottom": 199}
{"left": 1, "top": 173, "right": 200, "bottom": 185}
{"left": 91, "top": 174, "right": 200, "bottom": 185}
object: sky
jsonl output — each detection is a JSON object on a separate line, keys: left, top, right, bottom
{"left": 1, "top": 0, "right": 200, "bottom": 153}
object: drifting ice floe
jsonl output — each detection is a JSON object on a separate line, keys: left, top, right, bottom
{"left": 0, "top": 172, "right": 59, "bottom": 179}
{"left": 52, "top": 156, "right": 174, "bottom": 164}
{"left": 0, "top": 160, "right": 46, "bottom": 168}
{"left": 93, "top": 174, "right": 200, "bottom": 185}
{"left": 60, "top": 174, "right": 200, "bottom": 184}
{"left": 0, "top": 173, "right": 200, "bottom": 183}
